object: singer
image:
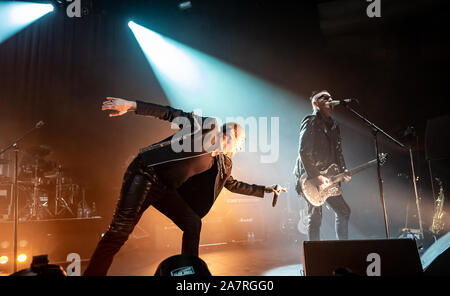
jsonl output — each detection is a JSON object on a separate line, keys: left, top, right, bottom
{"left": 294, "top": 90, "right": 352, "bottom": 241}
{"left": 83, "top": 97, "right": 286, "bottom": 275}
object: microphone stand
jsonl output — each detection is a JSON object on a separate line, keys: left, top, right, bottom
{"left": 0, "top": 122, "right": 44, "bottom": 273}
{"left": 342, "top": 104, "right": 405, "bottom": 239}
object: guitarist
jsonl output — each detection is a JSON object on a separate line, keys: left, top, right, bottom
{"left": 294, "top": 90, "right": 351, "bottom": 241}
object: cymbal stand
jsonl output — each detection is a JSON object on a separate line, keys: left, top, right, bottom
{"left": 55, "top": 165, "right": 74, "bottom": 216}
{"left": 0, "top": 121, "right": 44, "bottom": 273}
{"left": 31, "top": 159, "right": 39, "bottom": 220}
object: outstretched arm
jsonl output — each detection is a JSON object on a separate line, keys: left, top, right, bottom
{"left": 102, "top": 97, "right": 216, "bottom": 130}
{"left": 102, "top": 97, "right": 136, "bottom": 117}
{"left": 224, "top": 175, "right": 286, "bottom": 198}
{"left": 102, "top": 97, "right": 193, "bottom": 121}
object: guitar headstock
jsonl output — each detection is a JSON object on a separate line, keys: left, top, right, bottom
{"left": 379, "top": 153, "right": 388, "bottom": 166}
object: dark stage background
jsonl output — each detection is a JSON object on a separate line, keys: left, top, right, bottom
{"left": 1, "top": 0, "right": 449, "bottom": 256}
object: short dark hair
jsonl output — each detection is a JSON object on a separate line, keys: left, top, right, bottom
{"left": 309, "top": 90, "right": 329, "bottom": 101}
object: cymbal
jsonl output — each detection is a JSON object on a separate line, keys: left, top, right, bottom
{"left": 44, "top": 173, "right": 57, "bottom": 179}
{"left": 20, "top": 159, "right": 55, "bottom": 172}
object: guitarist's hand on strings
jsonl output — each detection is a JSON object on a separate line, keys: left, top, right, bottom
{"left": 343, "top": 169, "right": 351, "bottom": 183}
{"left": 312, "top": 175, "right": 330, "bottom": 189}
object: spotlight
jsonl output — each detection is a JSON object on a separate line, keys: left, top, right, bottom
{"left": 8, "top": 3, "right": 53, "bottom": 26}
{"left": 17, "top": 254, "right": 27, "bottom": 263}
{"left": 0, "top": 1, "right": 55, "bottom": 43}
{"left": 0, "top": 256, "right": 8, "bottom": 265}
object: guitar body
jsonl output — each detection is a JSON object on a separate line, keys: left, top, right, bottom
{"left": 300, "top": 164, "right": 342, "bottom": 207}
{"left": 299, "top": 154, "right": 386, "bottom": 207}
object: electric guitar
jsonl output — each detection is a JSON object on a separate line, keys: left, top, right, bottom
{"left": 300, "top": 153, "right": 387, "bottom": 206}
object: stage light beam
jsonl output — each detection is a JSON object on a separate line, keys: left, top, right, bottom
{"left": 128, "top": 21, "right": 202, "bottom": 96}
{"left": 0, "top": 256, "right": 8, "bottom": 265}
{"left": 127, "top": 21, "right": 307, "bottom": 119}
{"left": 0, "top": 1, "right": 54, "bottom": 44}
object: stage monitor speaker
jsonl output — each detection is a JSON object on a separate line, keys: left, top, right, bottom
{"left": 302, "top": 239, "right": 423, "bottom": 276}
{"left": 154, "top": 254, "right": 211, "bottom": 276}
{"left": 421, "top": 232, "right": 450, "bottom": 275}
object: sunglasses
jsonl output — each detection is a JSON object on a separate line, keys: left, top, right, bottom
{"left": 317, "top": 94, "right": 331, "bottom": 100}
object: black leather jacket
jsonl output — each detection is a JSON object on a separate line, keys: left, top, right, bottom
{"left": 294, "top": 110, "right": 346, "bottom": 193}
{"left": 135, "top": 100, "right": 265, "bottom": 218}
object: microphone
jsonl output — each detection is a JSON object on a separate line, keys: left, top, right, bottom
{"left": 272, "top": 185, "right": 280, "bottom": 207}
{"left": 35, "top": 121, "right": 45, "bottom": 128}
{"left": 329, "top": 99, "right": 358, "bottom": 107}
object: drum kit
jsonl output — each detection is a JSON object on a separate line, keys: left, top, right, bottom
{"left": 0, "top": 145, "right": 81, "bottom": 221}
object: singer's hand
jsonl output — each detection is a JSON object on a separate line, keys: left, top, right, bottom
{"left": 264, "top": 185, "right": 287, "bottom": 195}
{"left": 102, "top": 97, "right": 137, "bottom": 117}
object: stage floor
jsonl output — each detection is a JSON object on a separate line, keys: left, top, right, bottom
{"left": 107, "top": 239, "right": 303, "bottom": 276}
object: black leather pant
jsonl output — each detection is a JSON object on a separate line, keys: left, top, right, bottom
{"left": 307, "top": 195, "right": 351, "bottom": 241}
{"left": 83, "top": 156, "right": 202, "bottom": 276}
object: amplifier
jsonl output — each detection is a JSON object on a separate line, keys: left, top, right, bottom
{"left": 303, "top": 239, "right": 423, "bottom": 276}
{"left": 225, "top": 199, "right": 265, "bottom": 243}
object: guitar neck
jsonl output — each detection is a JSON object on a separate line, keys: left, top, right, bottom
{"left": 331, "top": 159, "right": 378, "bottom": 183}
{"left": 348, "top": 159, "right": 377, "bottom": 176}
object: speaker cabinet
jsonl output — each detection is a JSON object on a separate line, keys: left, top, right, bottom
{"left": 224, "top": 199, "right": 265, "bottom": 243}
{"left": 302, "top": 239, "right": 423, "bottom": 276}
{"left": 421, "top": 232, "right": 450, "bottom": 275}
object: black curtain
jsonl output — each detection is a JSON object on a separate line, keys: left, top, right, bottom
{"left": 0, "top": 10, "right": 170, "bottom": 217}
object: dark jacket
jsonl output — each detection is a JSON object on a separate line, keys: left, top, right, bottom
{"left": 135, "top": 100, "right": 265, "bottom": 218}
{"left": 294, "top": 110, "right": 346, "bottom": 194}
